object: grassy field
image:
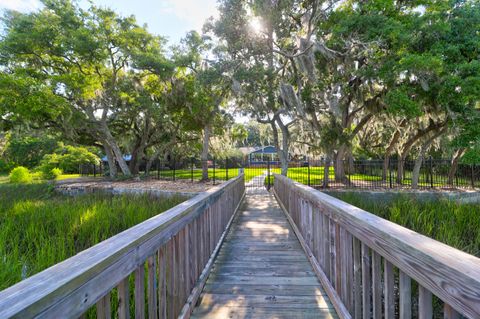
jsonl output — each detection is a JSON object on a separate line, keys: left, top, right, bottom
{"left": 333, "top": 192, "right": 480, "bottom": 257}
{"left": 0, "top": 183, "right": 185, "bottom": 290}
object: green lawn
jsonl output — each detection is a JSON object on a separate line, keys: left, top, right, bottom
{"left": 0, "top": 183, "right": 186, "bottom": 290}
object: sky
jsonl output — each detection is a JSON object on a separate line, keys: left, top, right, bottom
{"left": 0, "top": 0, "right": 219, "bottom": 45}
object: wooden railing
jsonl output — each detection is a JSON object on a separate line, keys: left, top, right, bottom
{"left": 0, "top": 175, "right": 245, "bottom": 319}
{"left": 273, "top": 174, "right": 480, "bottom": 319}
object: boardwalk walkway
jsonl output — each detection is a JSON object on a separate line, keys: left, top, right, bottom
{"left": 191, "top": 192, "right": 338, "bottom": 318}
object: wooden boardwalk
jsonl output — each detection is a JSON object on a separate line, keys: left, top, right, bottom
{"left": 191, "top": 193, "right": 338, "bottom": 318}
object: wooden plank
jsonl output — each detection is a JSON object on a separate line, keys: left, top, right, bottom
{"left": 202, "top": 283, "right": 327, "bottom": 296}
{"left": 167, "top": 240, "right": 175, "bottom": 319}
{"left": 274, "top": 190, "right": 351, "bottom": 319}
{"left": 384, "top": 260, "right": 394, "bottom": 319}
{"left": 361, "top": 243, "right": 371, "bottom": 319}
{"left": 206, "top": 275, "right": 321, "bottom": 286}
{"left": 147, "top": 255, "right": 158, "bottom": 319}
{"left": 196, "top": 293, "right": 333, "bottom": 309}
{"left": 96, "top": 292, "right": 111, "bottom": 319}
{"left": 372, "top": 251, "right": 382, "bottom": 319}
{"left": 444, "top": 304, "right": 460, "bottom": 319}
{"left": 353, "top": 238, "right": 361, "bottom": 319}
{"left": 158, "top": 247, "right": 166, "bottom": 319}
{"left": 178, "top": 191, "right": 245, "bottom": 319}
{"left": 419, "top": 286, "right": 433, "bottom": 319}
{"left": 191, "top": 306, "right": 338, "bottom": 319}
{"left": 323, "top": 213, "right": 331, "bottom": 280}
{"left": 135, "top": 265, "right": 145, "bottom": 319}
{"left": 345, "top": 231, "right": 354, "bottom": 313}
{"left": 273, "top": 174, "right": 480, "bottom": 318}
{"left": 399, "top": 271, "right": 411, "bottom": 319}
{"left": 117, "top": 277, "right": 130, "bottom": 319}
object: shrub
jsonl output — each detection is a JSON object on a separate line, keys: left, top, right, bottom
{"left": 9, "top": 166, "right": 33, "bottom": 183}
{"left": 42, "top": 167, "right": 63, "bottom": 180}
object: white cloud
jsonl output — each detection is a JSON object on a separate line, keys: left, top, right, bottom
{"left": 0, "top": 0, "right": 41, "bottom": 12}
{"left": 161, "top": 0, "right": 218, "bottom": 32}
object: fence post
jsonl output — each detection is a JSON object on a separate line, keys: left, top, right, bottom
{"left": 226, "top": 158, "right": 229, "bottom": 181}
{"left": 471, "top": 164, "right": 475, "bottom": 188}
{"left": 93, "top": 164, "right": 96, "bottom": 177}
{"left": 429, "top": 156, "right": 434, "bottom": 188}
{"left": 389, "top": 159, "right": 393, "bottom": 189}
{"left": 191, "top": 158, "right": 194, "bottom": 183}
{"left": 156, "top": 160, "right": 159, "bottom": 180}
{"left": 267, "top": 160, "right": 271, "bottom": 190}
{"left": 173, "top": 158, "right": 176, "bottom": 182}
{"left": 213, "top": 157, "right": 216, "bottom": 185}
{"left": 307, "top": 161, "right": 311, "bottom": 187}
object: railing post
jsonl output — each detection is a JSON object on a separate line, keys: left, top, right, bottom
{"left": 389, "top": 158, "right": 393, "bottom": 189}
{"left": 307, "top": 161, "right": 311, "bottom": 187}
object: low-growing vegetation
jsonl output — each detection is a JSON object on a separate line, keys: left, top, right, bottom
{"left": 0, "top": 183, "right": 186, "bottom": 290}
{"left": 333, "top": 192, "right": 480, "bottom": 257}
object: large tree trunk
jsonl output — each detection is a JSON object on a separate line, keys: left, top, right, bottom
{"left": 201, "top": 124, "right": 210, "bottom": 181}
{"left": 447, "top": 148, "right": 466, "bottom": 185}
{"left": 383, "top": 120, "right": 407, "bottom": 180}
{"left": 270, "top": 119, "right": 290, "bottom": 176}
{"left": 323, "top": 155, "right": 331, "bottom": 188}
{"left": 411, "top": 129, "right": 446, "bottom": 189}
{"left": 397, "top": 121, "right": 444, "bottom": 184}
{"left": 334, "top": 144, "right": 348, "bottom": 183}
{"left": 104, "top": 144, "right": 117, "bottom": 178}
{"left": 101, "top": 126, "right": 131, "bottom": 177}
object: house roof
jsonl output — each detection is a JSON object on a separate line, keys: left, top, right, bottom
{"left": 249, "top": 146, "right": 277, "bottom": 154}
{"left": 101, "top": 154, "right": 132, "bottom": 162}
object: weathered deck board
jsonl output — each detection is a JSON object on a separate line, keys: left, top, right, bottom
{"left": 191, "top": 193, "right": 338, "bottom": 319}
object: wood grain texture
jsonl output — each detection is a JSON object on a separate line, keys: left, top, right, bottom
{"left": 135, "top": 265, "right": 145, "bottom": 319}
{"left": 274, "top": 174, "right": 480, "bottom": 318}
{"left": 399, "top": 271, "right": 411, "bottom": 319}
{"left": 191, "top": 194, "right": 338, "bottom": 319}
{"left": 117, "top": 277, "right": 130, "bottom": 319}
{"left": 384, "top": 260, "right": 395, "bottom": 319}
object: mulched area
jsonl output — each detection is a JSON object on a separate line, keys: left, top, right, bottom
{"left": 56, "top": 177, "right": 217, "bottom": 193}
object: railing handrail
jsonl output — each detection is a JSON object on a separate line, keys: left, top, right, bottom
{"left": 274, "top": 174, "right": 480, "bottom": 318}
{"left": 0, "top": 175, "right": 244, "bottom": 318}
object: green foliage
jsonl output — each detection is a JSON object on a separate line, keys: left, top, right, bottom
{"left": 2, "top": 135, "right": 58, "bottom": 169}
{"left": 37, "top": 145, "right": 99, "bottom": 176}
{"left": 41, "top": 167, "right": 63, "bottom": 180}
{"left": 9, "top": 166, "right": 32, "bottom": 183}
{"left": 0, "top": 183, "right": 186, "bottom": 289}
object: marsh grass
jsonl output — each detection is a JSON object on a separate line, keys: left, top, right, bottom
{"left": 333, "top": 192, "right": 480, "bottom": 257}
{"left": 0, "top": 183, "right": 185, "bottom": 290}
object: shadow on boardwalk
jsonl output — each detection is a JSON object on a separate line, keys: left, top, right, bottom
{"left": 191, "top": 193, "right": 338, "bottom": 319}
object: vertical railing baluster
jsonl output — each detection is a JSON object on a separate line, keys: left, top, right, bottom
{"left": 384, "top": 261, "right": 395, "bottom": 319}
{"left": 419, "top": 286, "right": 433, "bottom": 319}
{"left": 147, "top": 255, "right": 158, "bottom": 319}
{"left": 135, "top": 265, "right": 145, "bottom": 319}
{"left": 118, "top": 277, "right": 130, "bottom": 319}
{"left": 353, "top": 238, "right": 362, "bottom": 319}
{"left": 399, "top": 271, "right": 411, "bottom": 319}
{"left": 372, "top": 252, "right": 382, "bottom": 319}
{"left": 361, "top": 243, "right": 371, "bottom": 319}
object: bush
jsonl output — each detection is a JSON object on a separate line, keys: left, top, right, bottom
{"left": 9, "top": 166, "right": 33, "bottom": 183}
{"left": 42, "top": 167, "right": 62, "bottom": 180}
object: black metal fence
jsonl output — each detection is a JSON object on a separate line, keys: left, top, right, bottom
{"left": 81, "top": 157, "right": 480, "bottom": 190}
